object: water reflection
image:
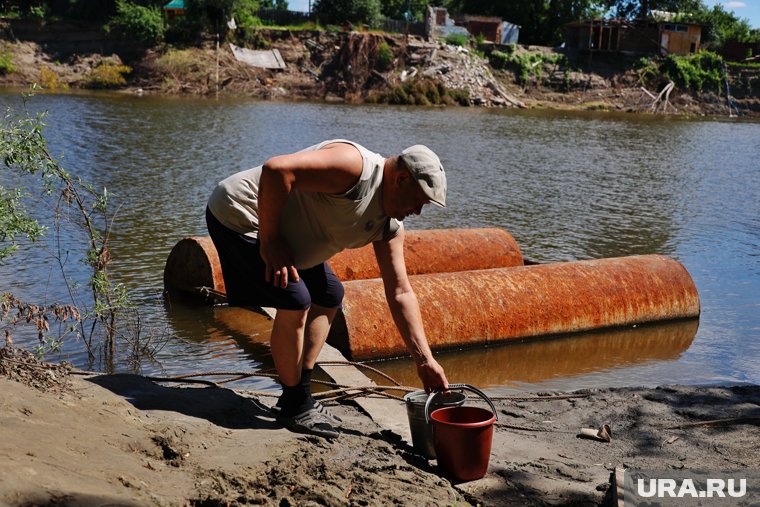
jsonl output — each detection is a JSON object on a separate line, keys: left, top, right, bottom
{"left": 365, "top": 319, "right": 699, "bottom": 389}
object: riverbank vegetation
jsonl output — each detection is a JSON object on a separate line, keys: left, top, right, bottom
{"left": 0, "top": 93, "right": 165, "bottom": 367}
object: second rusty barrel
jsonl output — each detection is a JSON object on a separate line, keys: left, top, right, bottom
{"left": 327, "top": 228, "right": 523, "bottom": 280}
{"left": 327, "top": 254, "right": 700, "bottom": 361}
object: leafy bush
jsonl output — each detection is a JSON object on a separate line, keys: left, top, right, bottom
{"left": 108, "top": 0, "right": 166, "bottom": 45}
{"left": 444, "top": 33, "right": 468, "bottom": 47}
{"left": 313, "top": 0, "right": 382, "bottom": 28}
{"left": 489, "top": 49, "right": 563, "bottom": 84}
{"left": 233, "top": 0, "right": 264, "bottom": 29}
{"left": 375, "top": 41, "right": 393, "bottom": 71}
{"left": 39, "top": 66, "right": 68, "bottom": 90}
{"left": 0, "top": 51, "right": 15, "bottom": 75}
{"left": 229, "top": 26, "right": 271, "bottom": 49}
{"left": 84, "top": 63, "right": 133, "bottom": 89}
{"left": 659, "top": 52, "right": 724, "bottom": 92}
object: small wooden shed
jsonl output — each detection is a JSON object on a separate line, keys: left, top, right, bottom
{"left": 565, "top": 18, "right": 701, "bottom": 55}
{"left": 658, "top": 22, "right": 701, "bottom": 55}
{"left": 457, "top": 15, "right": 504, "bottom": 43}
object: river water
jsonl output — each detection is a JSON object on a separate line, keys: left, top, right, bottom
{"left": 1, "top": 89, "right": 758, "bottom": 395}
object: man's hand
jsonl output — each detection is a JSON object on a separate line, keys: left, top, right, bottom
{"left": 260, "top": 237, "right": 299, "bottom": 288}
{"left": 416, "top": 357, "right": 449, "bottom": 393}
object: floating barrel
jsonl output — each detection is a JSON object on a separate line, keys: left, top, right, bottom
{"left": 326, "top": 255, "right": 700, "bottom": 361}
{"left": 164, "top": 236, "right": 226, "bottom": 295}
{"left": 327, "top": 228, "right": 523, "bottom": 280}
{"left": 163, "top": 228, "right": 523, "bottom": 296}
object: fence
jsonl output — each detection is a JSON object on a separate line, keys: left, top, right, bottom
{"left": 382, "top": 19, "right": 425, "bottom": 36}
{"left": 255, "top": 9, "right": 312, "bottom": 26}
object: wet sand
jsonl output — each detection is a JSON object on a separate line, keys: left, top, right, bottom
{"left": 1, "top": 347, "right": 759, "bottom": 506}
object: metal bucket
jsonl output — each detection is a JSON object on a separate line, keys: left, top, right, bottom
{"left": 404, "top": 390, "right": 466, "bottom": 458}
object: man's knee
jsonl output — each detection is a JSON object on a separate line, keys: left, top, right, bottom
{"left": 274, "top": 306, "right": 310, "bottom": 328}
{"left": 315, "top": 281, "right": 344, "bottom": 309}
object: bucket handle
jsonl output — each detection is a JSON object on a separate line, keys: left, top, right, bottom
{"left": 424, "top": 383, "right": 499, "bottom": 424}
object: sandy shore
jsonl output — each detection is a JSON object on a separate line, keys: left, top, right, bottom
{"left": 1, "top": 346, "right": 759, "bottom": 506}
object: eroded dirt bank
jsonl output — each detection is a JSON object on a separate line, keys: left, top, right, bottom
{"left": 2, "top": 347, "right": 759, "bottom": 506}
{"left": 1, "top": 25, "right": 758, "bottom": 118}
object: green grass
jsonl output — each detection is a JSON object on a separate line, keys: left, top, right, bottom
{"left": 489, "top": 49, "right": 566, "bottom": 84}
{"left": 0, "top": 51, "right": 15, "bottom": 75}
{"left": 444, "top": 33, "right": 468, "bottom": 47}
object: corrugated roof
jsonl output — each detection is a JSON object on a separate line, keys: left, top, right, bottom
{"left": 163, "top": 0, "right": 185, "bottom": 9}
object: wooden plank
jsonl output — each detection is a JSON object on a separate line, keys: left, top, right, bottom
{"left": 261, "top": 307, "right": 413, "bottom": 443}
{"left": 317, "top": 343, "right": 413, "bottom": 443}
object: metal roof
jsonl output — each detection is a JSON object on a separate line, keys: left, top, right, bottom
{"left": 163, "top": 0, "right": 185, "bottom": 9}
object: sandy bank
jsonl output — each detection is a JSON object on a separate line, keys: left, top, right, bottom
{"left": 2, "top": 347, "right": 759, "bottom": 506}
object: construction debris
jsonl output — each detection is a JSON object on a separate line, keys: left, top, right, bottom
{"left": 229, "top": 43, "right": 286, "bottom": 70}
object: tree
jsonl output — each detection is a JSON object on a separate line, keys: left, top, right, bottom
{"left": 600, "top": 0, "right": 702, "bottom": 19}
{"left": 686, "top": 4, "right": 757, "bottom": 47}
{"left": 313, "top": 0, "right": 383, "bottom": 27}
{"left": 108, "top": 0, "right": 166, "bottom": 45}
{"left": 380, "top": 0, "right": 434, "bottom": 21}
{"left": 1, "top": 93, "right": 128, "bottom": 363}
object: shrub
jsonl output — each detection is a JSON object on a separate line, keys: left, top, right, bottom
{"left": 108, "top": 0, "right": 166, "bottom": 45}
{"left": 659, "top": 51, "right": 724, "bottom": 92}
{"left": 39, "top": 66, "right": 69, "bottom": 90}
{"left": 229, "top": 26, "right": 270, "bottom": 49}
{"left": 0, "top": 51, "right": 15, "bottom": 75}
{"left": 84, "top": 64, "right": 133, "bottom": 89}
{"left": 444, "top": 33, "right": 468, "bottom": 47}
{"left": 375, "top": 41, "right": 393, "bottom": 72}
{"left": 489, "top": 49, "right": 558, "bottom": 84}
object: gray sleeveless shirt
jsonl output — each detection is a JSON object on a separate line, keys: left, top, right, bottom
{"left": 207, "top": 139, "right": 402, "bottom": 269}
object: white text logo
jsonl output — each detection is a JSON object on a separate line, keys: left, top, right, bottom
{"left": 637, "top": 478, "right": 747, "bottom": 498}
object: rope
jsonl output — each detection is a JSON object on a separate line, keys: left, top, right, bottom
{"left": 64, "top": 360, "right": 594, "bottom": 405}
{"left": 316, "top": 360, "right": 402, "bottom": 386}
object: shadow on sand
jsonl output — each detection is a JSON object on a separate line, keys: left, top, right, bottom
{"left": 87, "top": 373, "right": 280, "bottom": 430}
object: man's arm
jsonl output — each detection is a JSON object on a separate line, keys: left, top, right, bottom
{"left": 258, "top": 143, "right": 362, "bottom": 287}
{"left": 373, "top": 229, "right": 448, "bottom": 391}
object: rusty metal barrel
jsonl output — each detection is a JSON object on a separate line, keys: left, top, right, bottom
{"left": 326, "top": 255, "right": 700, "bottom": 361}
{"left": 163, "top": 228, "right": 524, "bottom": 296}
{"left": 164, "top": 236, "right": 226, "bottom": 295}
{"left": 328, "top": 228, "right": 523, "bottom": 280}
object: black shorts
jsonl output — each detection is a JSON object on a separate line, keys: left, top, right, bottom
{"left": 206, "top": 207, "right": 344, "bottom": 311}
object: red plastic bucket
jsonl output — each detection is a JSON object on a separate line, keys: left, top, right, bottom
{"left": 424, "top": 384, "right": 498, "bottom": 482}
{"left": 430, "top": 406, "right": 496, "bottom": 482}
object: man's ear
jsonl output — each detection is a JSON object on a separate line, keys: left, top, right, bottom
{"left": 395, "top": 167, "right": 412, "bottom": 186}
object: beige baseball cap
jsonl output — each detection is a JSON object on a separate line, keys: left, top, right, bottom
{"left": 400, "top": 145, "right": 447, "bottom": 207}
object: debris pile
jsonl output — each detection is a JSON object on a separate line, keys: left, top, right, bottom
{"left": 0, "top": 346, "right": 71, "bottom": 391}
{"left": 406, "top": 41, "right": 526, "bottom": 108}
